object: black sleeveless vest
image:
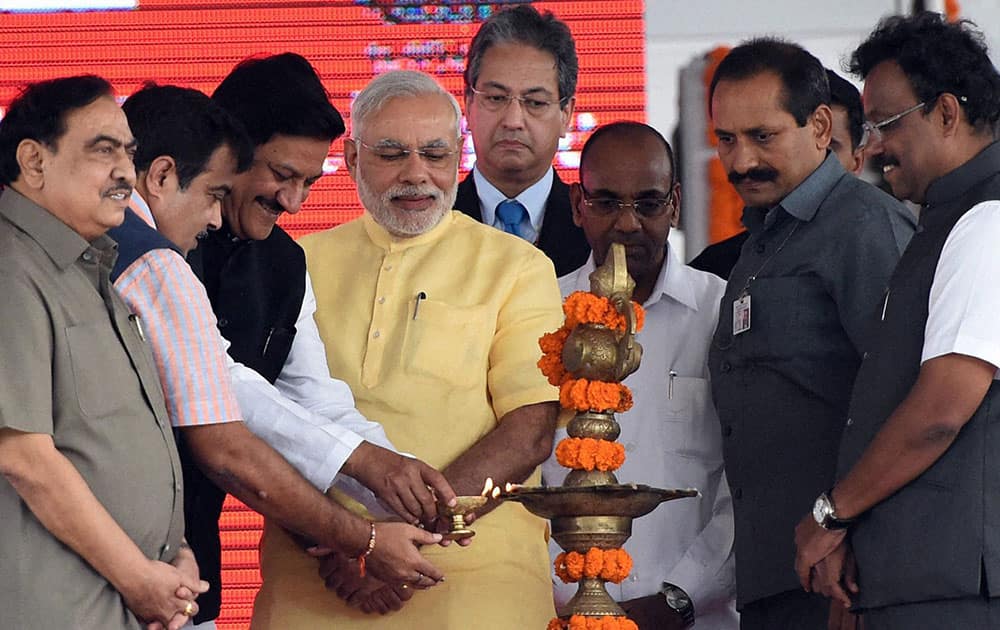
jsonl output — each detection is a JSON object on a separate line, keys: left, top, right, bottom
{"left": 182, "top": 221, "right": 306, "bottom": 622}
{"left": 838, "top": 142, "right": 1000, "bottom": 609}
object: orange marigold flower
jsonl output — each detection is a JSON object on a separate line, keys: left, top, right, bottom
{"left": 559, "top": 378, "right": 633, "bottom": 413}
{"left": 584, "top": 547, "right": 604, "bottom": 577}
{"left": 538, "top": 352, "right": 568, "bottom": 386}
{"left": 539, "top": 326, "right": 571, "bottom": 353}
{"left": 564, "top": 616, "right": 637, "bottom": 630}
{"left": 548, "top": 618, "right": 564, "bottom": 630}
{"left": 555, "top": 437, "right": 626, "bottom": 472}
{"left": 593, "top": 440, "right": 626, "bottom": 472}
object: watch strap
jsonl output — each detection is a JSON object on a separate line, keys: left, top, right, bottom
{"left": 660, "top": 582, "right": 695, "bottom": 627}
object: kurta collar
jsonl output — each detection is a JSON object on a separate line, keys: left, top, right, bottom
{"left": 361, "top": 208, "right": 456, "bottom": 251}
{"left": 130, "top": 189, "right": 157, "bottom": 228}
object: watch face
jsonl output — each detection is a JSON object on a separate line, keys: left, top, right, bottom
{"left": 813, "top": 495, "right": 831, "bottom": 524}
{"left": 666, "top": 590, "right": 691, "bottom": 609}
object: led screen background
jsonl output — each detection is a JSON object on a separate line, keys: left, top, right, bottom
{"left": 0, "top": 1, "right": 645, "bottom": 626}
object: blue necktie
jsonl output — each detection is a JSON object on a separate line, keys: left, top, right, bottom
{"left": 496, "top": 199, "right": 528, "bottom": 238}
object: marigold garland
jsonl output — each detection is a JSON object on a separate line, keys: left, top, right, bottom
{"left": 555, "top": 437, "right": 625, "bottom": 472}
{"left": 559, "top": 378, "right": 633, "bottom": 413}
{"left": 547, "top": 616, "right": 639, "bottom": 630}
{"left": 563, "top": 292, "right": 645, "bottom": 333}
{"left": 538, "top": 294, "right": 643, "bottom": 410}
{"left": 553, "top": 548, "right": 633, "bottom": 584}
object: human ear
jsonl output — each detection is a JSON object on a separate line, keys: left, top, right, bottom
{"left": 15, "top": 139, "right": 46, "bottom": 189}
{"left": 811, "top": 104, "right": 834, "bottom": 150}
{"left": 569, "top": 181, "right": 585, "bottom": 227}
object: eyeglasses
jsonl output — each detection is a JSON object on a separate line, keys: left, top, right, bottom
{"left": 353, "top": 138, "right": 460, "bottom": 166}
{"left": 860, "top": 101, "right": 926, "bottom": 148}
{"left": 469, "top": 86, "right": 564, "bottom": 116}
{"left": 580, "top": 186, "right": 675, "bottom": 218}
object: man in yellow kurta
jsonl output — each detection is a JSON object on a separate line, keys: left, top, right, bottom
{"left": 250, "top": 70, "right": 562, "bottom": 629}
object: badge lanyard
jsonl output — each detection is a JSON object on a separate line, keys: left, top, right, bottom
{"left": 731, "top": 221, "right": 801, "bottom": 337}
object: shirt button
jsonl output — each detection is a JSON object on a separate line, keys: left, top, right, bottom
{"left": 846, "top": 418, "right": 853, "bottom": 427}
{"left": 384, "top": 264, "right": 393, "bottom": 271}
{"left": 755, "top": 243, "right": 766, "bottom": 254}
{"left": 82, "top": 252, "right": 93, "bottom": 262}
{"left": 378, "top": 297, "right": 386, "bottom": 304}
{"left": 721, "top": 361, "right": 732, "bottom": 373}
{"left": 723, "top": 425, "right": 733, "bottom": 437}
{"left": 624, "top": 442, "right": 635, "bottom": 452}
{"left": 218, "top": 318, "right": 229, "bottom": 328}
{"left": 373, "top": 330, "right": 381, "bottom": 339}
{"left": 733, "top": 488, "right": 743, "bottom": 500}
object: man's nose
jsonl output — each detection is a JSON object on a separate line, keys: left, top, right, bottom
{"left": 613, "top": 203, "right": 642, "bottom": 233}
{"left": 499, "top": 97, "right": 527, "bottom": 129}
{"left": 275, "top": 182, "right": 305, "bottom": 215}
{"left": 397, "top": 152, "right": 430, "bottom": 185}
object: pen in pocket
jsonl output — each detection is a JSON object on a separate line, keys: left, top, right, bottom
{"left": 413, "top": 291, "right": 427, "bottom": 320}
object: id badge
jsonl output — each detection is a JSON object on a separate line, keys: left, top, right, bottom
{"left": 733, "top": 294, "right": 751, "bottom": 336}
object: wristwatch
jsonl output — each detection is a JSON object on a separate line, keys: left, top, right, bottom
{"left": 660, "top": 582, "right": 695, "bottom": 627}
{"left": 812, "top": 489, "right": 855, "bottom": 530}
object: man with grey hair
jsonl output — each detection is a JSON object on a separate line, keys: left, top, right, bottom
{"left": 251, "top": 70, "right": 563, "bottom": 630}
{"left": 455, "top": 4, "right": 590, "bottom": 276}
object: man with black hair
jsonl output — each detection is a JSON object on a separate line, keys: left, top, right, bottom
{"left": 827, "top": 69, "right": 867, "bottom": 175}
{"left": 455, "top": 4, "right": 590, "bottom": 276}
{"left": 0, "top": 75, "right": 204, "bottom": 629}
{"left": 179, "top": 57, "right": 457, "bottom": 628}
{"left": 689, "top": 67, "right": 872, "bottom": 280}
{"left": 542, "top": 121, "right": 737, "bottom": 629}
{"left": 706, "top": 38, "right": 914, "bottom": 629}
{"left": 796, "top": 13, "right": 1000, "bottom": 628}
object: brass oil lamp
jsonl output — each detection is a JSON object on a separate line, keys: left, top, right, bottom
{"left": 501, "top": 243, "right": 697, "bottom": 623}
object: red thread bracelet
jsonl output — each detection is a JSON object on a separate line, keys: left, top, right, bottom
{"left": 356, "top": 521, "right": 376, "bottom": 577}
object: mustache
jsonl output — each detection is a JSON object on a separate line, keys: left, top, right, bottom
{"left": 102, "top": 180, "right": 133, "bottom": 197}
{"left": 387, "top": 184, "right": 439, "bottom": 200}
{"left": 728, "top": 168, "right": 779, "bottom": 185}
{"left": 256, "top": 196, "right": 284, "bottom": 214}
{"left": 871, "top": 155, "right": 900, "bottom": 171}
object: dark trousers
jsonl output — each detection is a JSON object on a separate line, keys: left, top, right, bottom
{"left": 740, "top": 590, "right": 828, "bottom": 630}
{"left": 864, "top": 596, "right": 1000, "bottom": 630}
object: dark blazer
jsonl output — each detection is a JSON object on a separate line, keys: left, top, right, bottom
{"left": 454, "top": 170, "right": 590, "bottom": 277}
{"left": 688, "top": 230, "right": 749, "bottom": 280}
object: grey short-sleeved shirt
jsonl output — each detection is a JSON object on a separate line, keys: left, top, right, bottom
{"left": 708, "top": 153, "right": 915, "bottom": 607}
{"left": 0, "top": 188, "right": 184, "bottom": 629}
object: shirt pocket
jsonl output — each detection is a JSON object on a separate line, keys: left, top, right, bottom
{"left": 65, "top": 322, "right": 139, "bottom": 419}
{"left": 660, "top": 376, "right": 723, "bottom": 462}
{"left": 402, "top": 299, "right": 491, "bottom": 389}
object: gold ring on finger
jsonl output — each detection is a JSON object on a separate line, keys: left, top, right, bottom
{"left": 182, "top": 601, "right": 195, "bottom": 616}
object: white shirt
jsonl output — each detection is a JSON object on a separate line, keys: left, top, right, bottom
{"left": 225, "top": 270, "right": 397, "bottom": 516}
{"left": 474, "top": 164, "right": 553, "bottom": 243}
{"left": 541, "top": 246, "right": 738, "bottom": 628}
{"left": 923, "top": 200, "right": 1000, "bottom": 376}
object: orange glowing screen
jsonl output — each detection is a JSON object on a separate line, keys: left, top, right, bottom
{"left": 0, "top": 2, "right": 644, "bottom": 627}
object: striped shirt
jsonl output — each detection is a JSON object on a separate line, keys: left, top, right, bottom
{"left": 112, "top": 192, "right": 241, "bottom": 427}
